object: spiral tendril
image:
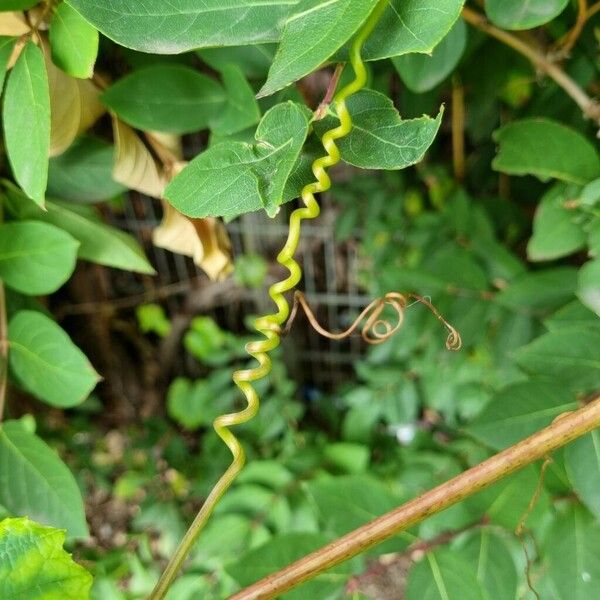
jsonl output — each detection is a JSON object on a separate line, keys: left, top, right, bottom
{"left": 149, "top": 3, "right": 393, "bottom": 598}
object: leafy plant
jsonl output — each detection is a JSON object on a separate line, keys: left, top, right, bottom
{"left": 0, "top": 1, "right": 599, "bottom": 599}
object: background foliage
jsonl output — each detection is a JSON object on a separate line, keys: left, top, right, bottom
{"left": 0, "top": 1, "right": 599, "bottom": 599}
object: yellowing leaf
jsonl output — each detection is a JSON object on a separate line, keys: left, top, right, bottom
{"left": 153, "top": 200, "right": 232, "bottom": 281}
{"left": 76, "top": 77, "right": 105, "bottom": 134}
{"left": 112, "top": 117, "right": 167, "bottom": 197}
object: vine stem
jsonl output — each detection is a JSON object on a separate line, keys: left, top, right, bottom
{"left": 462, "top": 7, "right": 600, "bottom": 126}
{"left": 147, "top": 3, "right": 388, "bottom": 598}
{"left": 231, "top": 395, "right": 600, "bottom": 600}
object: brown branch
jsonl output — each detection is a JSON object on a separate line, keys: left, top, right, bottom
{"left": 556, "top": 0, "right": 588, "bottom": 55}
{"left": 230, "top": 395, "right": 600, "bottom": 600}
{"left": 451, "top": 76, "right": 466, "bottom": 182}
{"left": 461, "top": 7, "right": 600, "bottom": 126}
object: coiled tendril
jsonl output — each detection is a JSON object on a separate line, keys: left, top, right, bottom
{"left": 150, "top": 3, "right": 417, "bottom": 597}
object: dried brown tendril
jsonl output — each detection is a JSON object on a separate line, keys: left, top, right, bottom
{"left": 281, "top": 291, "right": 462, "bottom": 351}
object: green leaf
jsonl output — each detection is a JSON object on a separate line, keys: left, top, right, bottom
{"left": 406, "top": 550, "right": 486, "bottom": 600}
{"left": 577, "top": 259, "right": 600, "bottom": 317}
{"left": 45, "top": 202, "right": 154, "bottom": 273}
{"left": 258, "top": 0, "right": 380, "bottom": 96}
{"left": 49, "top": 2, "right": 99, "bottom": 78}
{"left": 8, "top": 310, "right": 100, "bottom": 407}
{"left": 565, "top": 431, "right": 600, "bottom": 521}
{"left": 544, "top": 301, "right": 600, "bottom": 332}
{"left": 515, "top": 328, "right": 600, "bottom": 393}
{"left": 364, "top": 0, "right": 465, "bottom": 61}
{"left": 210, "top": 64, "right": 260, "bottom": 135}
{"left": 459, "top": 529, "right": 518, "bottom": 600}
{"left": 102, "top": 65, "right": 225, "bottom": 134}
{"left": 0, "top": 423, "right": 88, "bottom": 538}
{"left": 227, "top": 533, "right": 351, "bottom": 600}
{"left": 492, "top": 119, "right": 600, "bottom": 185}
{"left": 0, "top": 518, "right": 92, "bottom": 598}
{"left": 0, "top": 221, "right": 78, "bottom": 295}
{"left": 485, "top": 0, "right": 569, "bottom": 30}
{"left": 495, "top": 267, "right": 577, "bottom": 312}
{"left": 47, "top": 135, "right": 127, "bottom": 202}
{"left": 544, "top": 505, "right": 600, "bottom": 600}
{"left": 65, "top": 0, "right": 298, "bottom": 53}
{"left": 0, "top": 36, "right": 16, "bottom": 92}
{"left": 392, "top": 19, "right": 467, "bottom": 93}
{"left": 0, "top": 0, "right": 39, "bottom": 9}
{"left": 3, "top": 42, "right": 50, "bottom": 207}
{"left": 317, "top": 89, "right": 443, "bottom": 170}
{"left": 527, "top": 183, "right": 587, "bottom": 261}
{"left": 198, "top": 44, "right": 276, "bottom": 79}
{"left": 165, "top": 101, "right": 311, "bottom": 219}
{"left": 468, "top": 380, "right": 577, "bottom": 451}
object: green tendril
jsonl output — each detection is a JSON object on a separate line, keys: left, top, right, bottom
{"left": 149, "top": 3, "right": 388, "bottom": 598}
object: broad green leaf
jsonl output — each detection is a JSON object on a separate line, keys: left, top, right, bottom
{"left": 102, "top": 65, "right": 225, "bottom": 134}
{"left": 392, "top": 19, "right": 467, "bottom": 93}
{"left": 3, "top": 42, "right": 50, "bottom": 206}
{"left": 49, "top": 2, "right": 99, "bottom": 78}
{"left": 227, "top": 533, "right": 351, "bottom": 600}
{"left": 459, "top": 529, "right": 518, "bottom": 600}
{"left": 165, "top": 102, "right": 311, "bottom": 218}
{"left": 363, "top": 0, "right": 465, "bottom": 61}
{"left": 306, "top": 475, "right": 405, "bottom": 553}
{"left": 515, "top": 328, "right": 600, "bottom": 393}
{"left": 406, "top": 550, "right": 486, "bottom": 600}
{"left": 0, "top": 221, "right": 78, "bottom": 295}
{"left": 210, "top": 64, "right": 260, "bottom": 135}
{"left": 492, "top": 119, "right": 600, "bottom": 185}
{"left": 65, "top": 0, "right": 298, "bottom": 53}
{"left": 485, "top": 0, "right": 569, "bottom": 30}
{"left": 528, "top": 183, "right": 587, "bottom": 261}
{"left": 0, "top": 36, "right": 16, "bottom": 91}
{"left": 0, "top": 0, "right": 38, "bottom": 9}
{"left": 544, "top": 301, "right": 600, "bottom": 332}
{"left": 317, "top": 89, "right": 443, "bottom": 169}
{"left": 495, "top": 267, "right": 577, "bottom": 312}
{"left": 28, "top": 201, "right": 155, "bottom": 274}
{"left": 0, "top": 518, "right": 92, "bottom": 598}
{"left": 48, "top": 135, "right": 127, "bottom": 202}
{"left": 198, "top": 44, "right": 276, "bottom": 79}
{"left": 565, "top": 431, "right": 600, "bottom": 521}
{"left": 544, "top": 505, "right": 600, "bottom": 600}
{"left": 468, "top": 381, "right": 577, "bottom": 450}
{"left": 8, "top": 310, "right": 100, "bottom": 407}
{"left": 0, "top": 423, "right": 88, "bottom": 537}
{"left": 580, "top": 178, "right": 600, "bottom": 208}
{"left": 258, "top": 0, "right": 380, "bottom": 97}
{"left": 577, "top": 259, "right": 600, "bottom": 317}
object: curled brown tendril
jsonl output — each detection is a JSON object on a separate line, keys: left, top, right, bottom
{"left": 281, "top": 291, "right": 462, "bottom": 351}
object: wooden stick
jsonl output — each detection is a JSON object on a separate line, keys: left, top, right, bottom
{"left": 231, "top": 396, "right": 600, "bottom": 600}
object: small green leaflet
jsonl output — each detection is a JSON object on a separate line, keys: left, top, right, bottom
{"left": 316, "top": 90, "right": 442, "bottom": 170}
{"left": 565, "top": 431, "right": 600, "bottom": 521}
{"left": 406, "top": 550, "right": 486, "bottom": 600}
{"left": 543, "top": 505, "right": 600, "bottom": 600}
{"left": 47, "top": 135, "right": 127, "bottom": 202}
{"left": 468, "top": 380, "right": 578, "bottom": 450}
{"left": 198, "top": 44, "right": 276, "bottom": 79}
{"left": 102, "top": 65, "right": 225, "bottom": 134}
{"left": 485, "top": 0, "right": 569, "bottom": 30}
{"left": 577, "top": 259, "right": 600, "bottom": 317}
{"left": 492, "top": 119, "right": 600, "bottom": 185}
{"left": 3, "top": 42, "right": 50, "bottom": 207}
{"left": 66, "top": 0, "right": 299, "bottom": 53}
{"left": 258, "top": 0, "right": 380, "bottom": 97}
{"left": 0, "top": 518, "right": 92, "bottom": 599}
{"left": 527, "top": 183, "right": 587, "bottom": 261}
{"left": 0, "top": 36, "right": 16, "bottom": 92}
{"left": 0, "top": 0, "right": 39, "bottom": 8}
{"left": 210, "top": 64, "right": 261, "bottom": 136}
{"left": 363, "top": 0, "right": 465, "bottom": 61}
{"left": 165, "top": 102, "right": 311, "bottom": 219}
{"left": 49, "top": 2, "right": 99, "bottom": 78}
{"left": 392, "top": 19, "right": 467, "bottom": 93}
{"left": 8, "top": 310, "right": 100, "bottom": 407}
{"left": 0, "top": 423, "right": 88, "bottom": 538}
{"left": 0, "top": 221, "right": 79, "bottom": 295}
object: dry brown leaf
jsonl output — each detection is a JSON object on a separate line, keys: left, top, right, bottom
{"left": 153, "top": 201, "right": 233, "bottom": 281}
{"left": 76, "top": 78, "right": 105, "bottom": 134}
{"left": 112, "top": 117, "right": 167, "bottom": 198}
{"left": 0, "top": 12, "right": 29, "bottom": 36}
